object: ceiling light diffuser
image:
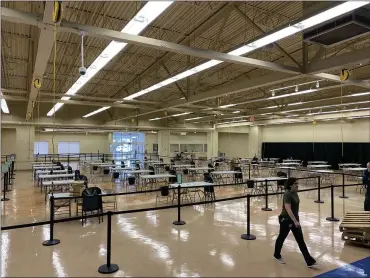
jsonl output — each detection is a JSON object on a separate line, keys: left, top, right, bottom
{"left": 46, "top": 1, "right": 173, "bottom": 117}
{"left": 83, "top": 106, "right": 111, "bottom": 118}
{"left": 0, "top": 93, "right": 9, "bottom": 114}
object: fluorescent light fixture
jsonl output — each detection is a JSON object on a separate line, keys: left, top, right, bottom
{"left": 47, "top": 1, "right": 173, "bottom": 117}
{"left": 350, "top": 92, "right": 370, "bottom": 97}
{"left": 219, "top": 104, "right": 236, "bottom": 108}
{"left": 260, "top": 112, "right": 273, "bottom": 116}
{"left": 185, "top": 116, "right": 203, "bottom": 121}
{"left": 0, "top": 92, "right": 9, "bottom": 114}
{"left": 265, "top": 105, "right": 279, "bottom": 109}
{"left": 232, "top": 110, "right": 241, "bottom": 114}
{"left": 172, "top": 112, "right": 191, "bottom": 117}
{"left": 149, "top": 117, "right": 161, "bottom": 121}
{"left": 83, "top": 106, "right": 111, "bottom": 118}
{"left": 287, "top": 102, "right": 304, "bottom": 106}
{"left": 282, "top": 100, "right": 370, "bottom": 114}
{"left": 122, "top": 2, "right": 368, "bottom": 102}
{"left": 269, "top": 89, "right": 317, "bottom": 100}
{"left": 307, "top": 107, "right": 370, "bottom": 116}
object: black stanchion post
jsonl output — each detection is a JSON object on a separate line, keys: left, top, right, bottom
{"left": 8, "top": 166, "right": 12, "bottom": 186}
{"left": 326, "top": 184, "right": 339, "bottom": 222}
{"left": 43, "top": 196, "right": 60, "bottom": 246}
{"left": 241, "top": 195, "right": 256, "bottom": 240}
{"left": 10, "top": 161, "right": 15, "bottom": 179}
{"left": 2, "top": 172, "right": 9, "bottom": 201}
{"left": 261, "top": 180, "right": 272, "bottom": 211}
{"left": 67, "top": 154, "right": 70, "bottom": 166}
{"left": 248, "top": 164, "right": 251, "bottom": 179}
{"left": 173, "top": 186, "right": 185, "bottom": 225}
{"left": 314, "top": 176, "right": 324, "bottom": 204}
{"left": 98, "top": 211, "right": 119, "bottom": 274}
{"left": 339, "top": 172, "right": 348, "bottom": 199}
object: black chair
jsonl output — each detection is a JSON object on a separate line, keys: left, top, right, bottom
{"left": 103, "top": 169, "right": 110, "bottom": 175}
{"left": 60, "top": 164, "right": 65, "bottom": 170}
{"left": 203, "top": 173, "right": 214, "bottom": 183}
{"left": 169, "top": 169, "right": 177, "bottom": 183}
{"left": 128, "top": 176, "right": 136, "bottom": 185}
{"left": 111, "top": 160, "right": 115, "bottom": 164}
{"left": 78, "top": 174, "right": 88, "bottom": 188}
{"left": 120, "top": 161, "right": 125, "bottom": 167}
{"left": 67, "top": 166, "right": 73, "bottom": 174}
{"left": 160, "top": 158, "right": 164, "bottom": 162}
{"left": 149, "top": 166, "right": 155, "bottom": 175}
{"left": 81, "top": 187, "right": 103, "bottom": 226}
{"left": 156, "top": 186, "right": 170, "bottom": 205}
{"left": 183, "top": 169, "right": 189, "bottom": 175}
{"left": 112, "top": 172, "right": 120, "bottom": 179}
{"left": 165, "top": 166, "right": 170, "bottom": 172}
{"left": 93, "top": 166, "right": 98, "bottom": 171}
{"left": 74, "top": 170, "right": 81, "bottom": 180}
{"left": 245, "top": 180, "right": 258, "bottom": 194}
{"left": 234, "top": 167, "right": 243, "bottom": 183}
{"left": 190, "top": 161, "right": 196, "bottom": 167}
{"left": 135, "top": 163, "right": 140, "bottom": 170}
{"left": 276, "top": 172, "right": 287, "bottom": 191}
{"left": 203, "top": 185, "right": 215, "bottom": 201}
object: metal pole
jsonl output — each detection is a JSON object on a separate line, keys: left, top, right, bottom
{"left": 339, "top": 172, "right": 348, "bottom": 199}
{"left": 173, "top": 186, "right": 185, "bottom": 225}
{"left": 261, "top": 180, "right": 272, "bottom": 211}
{"left": 326, "top": 184, "right": 339, "bottom": 222}
{"left": 98, "top": 211, "right": 119, "bottom": 274}
{"left": 43, "top": 196, "right": 60, "bottom": 246}
{"left": 314, "top": 176, "right": 324, "bottom": 203}
{"left": 248, "top": 164, "right": 251, "bottom": 179}
{"left": 1, "top": 173, "right": 9, "bottom": 201}
{"left": 241, "top": 195, "right": 256, "bottom": 240}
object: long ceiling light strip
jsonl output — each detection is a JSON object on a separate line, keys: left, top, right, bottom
{"left": 84, "top": 1, "right": 369, "bottom": 117}
{"left": 0, "top": 92, "right": 10, "bottom": 114}
{"left": 307, "top": 107, "right": 370, "bottom": 115}
{"left": 122, "top": 1, "right": 367, "bottom": 101}
{"left": 46, "top": 1, "right": 173, "bottom": 117}
{"left": 149, "top": 112, "right": 191, "bottom": 121}
{"left": 82, "top": 106, "right": 111, "bottom": 118}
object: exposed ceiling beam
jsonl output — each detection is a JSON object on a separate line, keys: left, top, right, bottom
{"left": 1, "top": 7, "right": 300, "bottom": 75}
{"left": 307, "top": 47, "right": 370, "bottom": 74}
{"left": 25, "top": 2, "right": 54, "bottom": 120}
{"left": 232, "top": 4, "right": 302, "bottom": 69}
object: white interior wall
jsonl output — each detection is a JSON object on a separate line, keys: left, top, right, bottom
{"left": 145, "top": 133, "right": 158, "bottom": 153}
{"left": 262, "top": 119, "right": 370, "bottom": 142}
{"left": 35, "top": 132, "right": 109, "bottom": 154}
{"left": 218, "top": 132, "right": 249, "bottom": 158}
{"left": 1, "top": 128, "right": 16, "bottom": 155}
{"left": 170, "top": 132, "right": 207, "bottom": 158}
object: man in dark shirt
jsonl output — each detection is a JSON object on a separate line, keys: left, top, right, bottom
{"left": 363, "top": 162, "right": 370, "bottom": 211}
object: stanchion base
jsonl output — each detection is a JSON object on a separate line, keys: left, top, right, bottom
{"left": 326, "top": 217, "right": 340, "bottom": 222}
{"left": 261, "top": 208, "right": 272, "bottom": 211}
{"left": 1, "top": 198, "right": 9, "bottom": 201}
{"left": 241, "top": 234, "right": 256, "bottom": 240}
{"left": 339, "top": 196, "right": 349, "bottom": 199}
{"left": 98, "top": 264, "right": 119, "bottom": 274}
{"left": 173, "top": 220, "right": 186, "bottom": 225}
{"left": 42, "top": 239, "right": 60, "bottom": 246}
{"left": 314, "top": 200, "right": 324, "bottom": 203}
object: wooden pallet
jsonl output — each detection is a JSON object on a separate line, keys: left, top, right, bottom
{"left": 340, "top": 211, "right": 370, "bottom": 247}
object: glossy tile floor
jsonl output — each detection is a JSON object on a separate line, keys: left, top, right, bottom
{"left": 1, "top": 170, "right": 369, "bottom": 277}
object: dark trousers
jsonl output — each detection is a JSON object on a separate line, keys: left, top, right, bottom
{"left": 365, "top": 196, "right": 370, "bottom": 211}
{"left": 274, "top": 217, "right": 316, "bottom": 265}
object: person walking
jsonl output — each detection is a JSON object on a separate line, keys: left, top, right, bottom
{"left": 273, "top": 177, "right": 318, "bottom": 268}
{"left": 363, "top": 162, "right": 370, "bottom": 211}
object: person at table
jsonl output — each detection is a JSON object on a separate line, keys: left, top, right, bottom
{"left": 274, "top": 178, "right": 318, "bottom": 268}
{"left": 251, "top": 155, "right": 258, "bottom": 169}
{"left": 363, "top": 162, "right": 370, "bottom": 211}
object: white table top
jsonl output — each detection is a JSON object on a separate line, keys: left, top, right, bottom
{"left": 36, "top": 169, "right": 68, "bottom": 174}
{"left": 283, "top": 159, "right": 301, "bottom": 163}
{"left": 32, "top": 162, "right": 55, "bottom": 165}
{"left": 307, "top": 164, "right": 331, "bottom": 168}
{"left": 90, "top": 163, "right": 115, "bottom": 166}
{"left": 308, "top": 161, "right": 328, "bottom": 164}
{"left": 343, "top": 167, "right": 366, "bottom": 171}
{"left": 314, "top": 170, "right": 334, "bottom": 174}
{"left": 172, "top": 165, "right": 193, "bottom": 168}
{"left": 278, "top": 163, "right": 300, "bottom": 166}
{"left": 43, "top": 179, "right": 75, "bottom": 186}
{"left": 211, "top": 171, "right": 239, "bottom": 175}
{"left": 189, "top": 167, "right": 211, "bottom": 171}
{"left": 33, "top": 166, "right": 61, "bottom": 170}
{"left": 251, "top": 177, "right": 288, "bottom": 182}
{"left": 141, "top": 174, "right": 175, "bottom": 179}
{"left": 47, "top": 192, "right": 72, "bottom": 200}
{"left": 122, "top": 170, "right": 152, "bottom": 174}
{"left": 277, "top": 166, "right": 296, "bottom": 170}
{"left": 39, "top": 174, "right": 74, "bottom": 179}
{"left": 169, "top": 181, "right": 213, "bottom": 188}
{"left": 151, "top": 162, "right": 170, "bottom": 165}
{"left": 339, "top": 163, "right": 362, "bottom": 167}
{"left": 109, "top": 167, "right": 136, "bottom": 171}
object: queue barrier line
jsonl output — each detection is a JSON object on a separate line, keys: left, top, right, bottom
{"left": 1, "top": 181, "right": 363, "bottom": 275}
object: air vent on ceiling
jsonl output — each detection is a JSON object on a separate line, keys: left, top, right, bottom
{"left": 303, "top": 7, "right": 370, "bottom": 46}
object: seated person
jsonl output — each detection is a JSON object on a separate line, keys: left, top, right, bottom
{"left": 363, "top": 162, "right": 370, "bottom": 211}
